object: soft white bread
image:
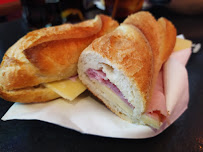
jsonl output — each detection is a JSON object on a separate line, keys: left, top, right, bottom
{"left": 78, "top": 11, "right": 176, "bottom": 127}
{"left": 0, "top": 15, "right": 118, "bottom": 103}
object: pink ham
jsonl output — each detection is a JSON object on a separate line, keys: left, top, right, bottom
{"left": 145, "top": 48, "right": 192, "bottom": 122}
{"left": 86, "top": 69, "right": 134, "bottom": 108}
{"left": 86, "top": 69, "right": 107, "bottom": 82}
{"left": 145, "top": 71, "right": 168, "bottom": 122}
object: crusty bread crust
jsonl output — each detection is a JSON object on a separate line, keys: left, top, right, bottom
{"left": 0, "top": 15, "right": 118, "bottom": 103}
{"left": 0, "top": 85, "right": 60, "bottom": 103}
{"left": 157, "top": 17, "right": 177, "bottom": 66}
{"left": 123, "top": 12, "right": 160, "bottom": 67}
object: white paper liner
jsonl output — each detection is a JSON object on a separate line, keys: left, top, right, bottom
{"left": 1, "top": 47, "right": 191, "bottom": 139}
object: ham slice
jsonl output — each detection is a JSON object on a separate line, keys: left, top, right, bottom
{"left": 86, "top": 68, "right": 168, "bottom": 122}
{"left": 145, "top": 71, "right": 168, "bottom": 122}
{"left": 86, "top": 69, "right": 134, "bottom": 108}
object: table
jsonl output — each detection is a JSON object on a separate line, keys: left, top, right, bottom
{"left": 0, "top": 7, "right": 203, "bottom": 152}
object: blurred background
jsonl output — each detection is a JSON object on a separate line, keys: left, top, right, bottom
{"left": 0, "top": 0, "right": 203, "bottom": 29}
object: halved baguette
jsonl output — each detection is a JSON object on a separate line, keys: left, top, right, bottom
{"left": 0, "top": 15, "right": 118, "bottom": 103}
{"left": 78, "top": 11, "right": 176, "bottom": 128}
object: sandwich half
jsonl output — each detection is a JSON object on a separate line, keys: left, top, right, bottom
{"left": 78, "top": 11, "right": 176, "bottom": 128}
{"left": 0, "top": 15, "right": 118, "bottom": 103}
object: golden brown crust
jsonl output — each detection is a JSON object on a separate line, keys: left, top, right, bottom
{"left": 123, "top": 11, "right": 160, "bottom": 67}
{"left": 123, "top": 11, "right": 162, "bottom": 102}
{"left": 157, "top": 17, "right": 177, "bottom": 66}
{"left": 0, "top": 14, "right": 118, "bottom": 103}
{"left": 14, "top": 16, "right": 103, "bottom": 51}
{"left": 23, "top": 38, "right": 92, "bottom": 83}
{"left": 0, "top": 85, "right": 60, "bottom": 103}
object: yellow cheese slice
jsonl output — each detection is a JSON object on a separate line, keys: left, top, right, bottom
{"left": 44, "top": 78, "right": 87, "bottom": 101}
{"left": 141, "top": 114, "right": 160, "bottom": 129}
{"left": 92, "top": 79, "right": 133, "bottom": 116}
{"left": 174, "top": 37, "right": 192, "bottom": 52}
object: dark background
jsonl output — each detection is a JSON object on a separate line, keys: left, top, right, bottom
{"left": 0, "top": 6, "right": 203, "bottom": 152}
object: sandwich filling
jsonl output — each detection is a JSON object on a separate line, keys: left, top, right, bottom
{"left": 86, "top": 69, "right": 134, "bottom": 109}
{"left": 86, "top": 68, "right": 167, "bottom": 127}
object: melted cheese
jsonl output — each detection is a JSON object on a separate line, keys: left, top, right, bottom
{"left": 174, "top": 38, "right": 192, "bottom": 52}
{"left": 45, "top": 78, "right": 86, "bottom": 101}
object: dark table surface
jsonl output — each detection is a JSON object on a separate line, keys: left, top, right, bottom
{"left": 0, "top": 7, "right": 203, "bottom": 152}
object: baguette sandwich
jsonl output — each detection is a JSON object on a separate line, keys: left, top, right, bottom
{"left": 0, "top": 15, "right": 118, "bottom": 103}
{"left": 78, "top": 11, "right": 177, "bottom": 128}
